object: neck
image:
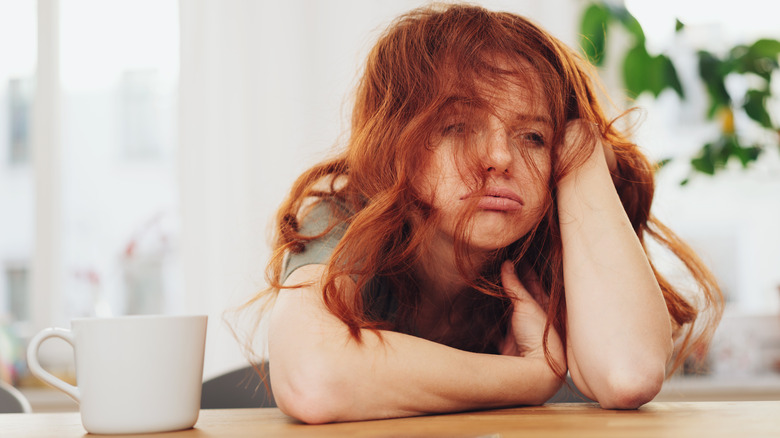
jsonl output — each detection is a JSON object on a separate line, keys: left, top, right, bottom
{"left": 413, "top": 231, "right": 489, "bottom": 320}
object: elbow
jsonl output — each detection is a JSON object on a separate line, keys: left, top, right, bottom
{"left": 597, "top": 369, "right": 665, "bottom": 410}
{"left": 271, "top": 363, "right": 347, "bottom": 424}
{"left": 589, "top": 339, "right": 672, "bottom": 410}
{"left": 275, "top": 384, "right": 338, "bottom": 425}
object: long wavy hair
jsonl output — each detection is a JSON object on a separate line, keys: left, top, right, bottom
{"left": 246, "top": 3, "right": 723, "bottom": 376}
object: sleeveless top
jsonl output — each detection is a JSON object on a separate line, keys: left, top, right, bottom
{"left": 280, "top": 199, "right": 398, "bottom": 322}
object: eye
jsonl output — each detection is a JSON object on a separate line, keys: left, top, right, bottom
{"left": 442, "top": 122, "right": 468, "bottom": 136}
{"left": 523, "top": 132, "right": 545, "bottom": 147}
{"left": 518, "top": 131, "right": 546, "bottom": 147}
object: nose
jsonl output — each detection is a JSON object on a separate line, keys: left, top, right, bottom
{"left": 483, "top": 118, "right": 512, "bottom": 174}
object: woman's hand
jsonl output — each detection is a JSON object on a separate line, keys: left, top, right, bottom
{"left": 561, "top": 119, "right": 617, "bottom": 177}
{"left": 499, "top": 261, "right": 565, "bottom": 374}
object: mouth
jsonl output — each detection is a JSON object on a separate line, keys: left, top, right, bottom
{"left": 461, "top": 187, "right": 524, "bottom": 211}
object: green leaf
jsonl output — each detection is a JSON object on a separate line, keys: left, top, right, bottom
{"left": 623, "top": 46, "right": 684, "bottom": 98}
{"left": 744, "top": 89, "right": 774, "bottom": 128}
{"left": 748, "top": 39, "right": 780, "bottom": 60}
{"left": 698, "top": 51, "right": 731, "bottom": 117}
{"left": 580, "top": 3, "right": 611, "bottom": 66}
{"left": 728, "top": 45, "right": 750, "bottom": 65}
{"left": 691, "top": 156, "right": 716, "bottom": 175}
{"left": 717, "top": 136, "right": 735, "bottom": 166}
{"left": 623, "top": 45, "right": 654, "bottom": 98}
{"left": 726, "top": 136, "right": 763, "bottom": 167}
{"left": 690, "top": 137, "right": 741, "bottom": 175}
{"left": 675, "top": 19, "right": 685, "bottom": 32}
{"left": 691, "top": 143, "right": 717, "bottom": 175}
{"left": 730, "top": 39, "right": 780, "bottom": 81}
{"left": 734, "top": 145, "right": 762, "bottom": 167}
{"left": 690, "top": 136, "right": 763, "bottom": 176}
{"left": 660, "top": 55, "right": 685, "bottom": 98}
{"left": 608, "top": 5, "right": 646, "bottom": 44}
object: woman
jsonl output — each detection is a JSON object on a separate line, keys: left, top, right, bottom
{"left": 246, "top": 3, "right": 722, "bottom": 423}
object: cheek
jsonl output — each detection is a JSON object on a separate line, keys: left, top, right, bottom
{"left": 414, "top": 149, "right": 462, "bottom": 204}
{"left": 531, "top": 150, "right": 552, "bottom": 174}
{"left": 517, "top": 156, "right": 552, "bottom": 209}
{"left": 517, "top": 152, "right": 551, "bottom": 185}
{"left": 413, "top": 158, "right": 441, "bottom": 205}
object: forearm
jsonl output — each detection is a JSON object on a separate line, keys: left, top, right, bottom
{"left": 557, "top": 142, "right": 672, "bottom": 407}
{"left": 269, "top": 266, "right": 561, "bottom": 423}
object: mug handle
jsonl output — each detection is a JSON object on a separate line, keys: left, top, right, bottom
{"left": 26, "top": 328, "right": 80, "bottom": 403}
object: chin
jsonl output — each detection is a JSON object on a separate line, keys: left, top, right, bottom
{"left": 466, "top": 231, "right": 525, "bottom": 252}
{"left": 467, "top": 216, "right": 530, "bottom": 250}
{"left": 467, "top": 238, "right": 518, "bottom": 252}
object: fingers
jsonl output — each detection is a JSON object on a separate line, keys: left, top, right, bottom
{"left": 500, "top": 261, "right": 551, "bottom": 359}
{"left": 563, "top": 119, "right": 598, "bottom": 145}
{"left": 519, "top": 265, "right": 549, "bottom": 310}
{"left": 500, "top": 261, "right": 532, "bottom": 302}
{"left": 563, "top": 119, "right": 617, "bottom": 174}
{"left": 503, "top": 261, "right": 548, "bottom": 309}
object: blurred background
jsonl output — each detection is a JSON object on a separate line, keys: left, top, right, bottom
{"left": 0, "top": 0, "right": 778, "bottom": 411}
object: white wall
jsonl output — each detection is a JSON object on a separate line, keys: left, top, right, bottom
{"left": 177, "top": 0, "right": 583, "bottom": 378}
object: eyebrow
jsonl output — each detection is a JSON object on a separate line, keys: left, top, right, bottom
{"left": 440, "top": 96, "right": 482, "bottom": 111}
{"left": 439, "top": 96, "right": 553, "bottom": 127}
{"left": 513, "top": 113, "right": 553, "bottom": 128}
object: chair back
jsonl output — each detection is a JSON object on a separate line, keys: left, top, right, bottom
{"left": 546, "top": 375, "right": 593, "bottom": 403}
{"left": 201, "top": 364, "right": 275, "bottom": 409}
{"left": 0, "top": 381, "right": 32, "bottom": 413}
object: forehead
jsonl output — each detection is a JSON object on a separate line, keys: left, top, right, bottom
{"left": 477, "top": 58, "right": 548, "bottom": 119}
{"left": 443, "top": 56, "right": 550, "bottom": 122}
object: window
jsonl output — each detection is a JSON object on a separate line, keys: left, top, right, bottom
{"left": 4, "top": 264, "right": 30, "bottom": 323}
{"left": 0, "top": 0, "right": 36, "bottom": 335}
{"left": 118, "top": 70, "right": 164, "bottom": 161}
{"left": 0, "top": 0, "right": 180, "bottom": 336}
{"left": 59, "top": 0, "right": 180, "bottom": 320}
{"left": 7, "top": 77, "right": 33, "bottom": 165}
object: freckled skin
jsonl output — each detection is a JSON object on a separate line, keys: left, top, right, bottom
{"left": 415, "top": 72, "right": 552, "bottom": 254}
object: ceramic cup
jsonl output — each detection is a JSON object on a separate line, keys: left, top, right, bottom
{"left": 26, "top": 315, "right": 207, "bottom": 434}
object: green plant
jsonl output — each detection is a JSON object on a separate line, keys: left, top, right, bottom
{"left": 580, "top": 2, "right": 780, "bottom": 184}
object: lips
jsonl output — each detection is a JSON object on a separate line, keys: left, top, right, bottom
{"left": 461, "top": 187, "right": 524, "bottom": 211}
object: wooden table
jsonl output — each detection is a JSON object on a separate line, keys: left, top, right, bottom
{"left": 2, "top": 402, "right": 779, "bottom": 437}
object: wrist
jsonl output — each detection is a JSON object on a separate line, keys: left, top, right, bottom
{"left": 558, "top": 142, "right": 612, "bottom": 193}
{"left": 526, "top": 356, "right": 567, "bottom": 401}
{"left": 557, "top": 121, "right": 614, "bottom": 189}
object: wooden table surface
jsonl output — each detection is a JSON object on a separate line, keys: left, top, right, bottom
{"left": 2, "top": 401, "right": 779, "bottom": 437}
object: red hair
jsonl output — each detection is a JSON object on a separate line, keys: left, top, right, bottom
{"left": 249, "top": 4, "right": 722, "bottom": 376}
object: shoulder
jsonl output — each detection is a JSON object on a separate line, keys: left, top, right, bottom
{"left": 296, "top": 197, "right": 354, "bottom": 237}
{"left": 280, "top": 197, "right": 356, "bottom": 283}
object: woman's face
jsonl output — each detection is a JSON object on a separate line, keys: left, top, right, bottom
{"left": 415, "top": 71, "right": 553, "bottom": 254}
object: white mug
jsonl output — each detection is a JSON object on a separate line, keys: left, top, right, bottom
{"left": 27, "top": 315, "right": 207, "bottom": 434}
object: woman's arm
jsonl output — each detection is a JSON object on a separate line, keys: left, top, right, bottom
{"left": 268, "top": 264, "right": 563, "bottom": 424}
{"left": 557, "top": 120, "right": 673, "bottom": 409}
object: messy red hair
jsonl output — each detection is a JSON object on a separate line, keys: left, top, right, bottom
{"left": 249, "top": 4, "right": 722, "bottom": 376}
